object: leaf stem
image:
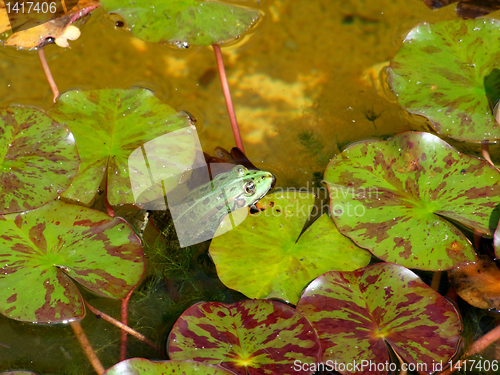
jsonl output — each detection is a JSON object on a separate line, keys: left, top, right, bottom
{"left": 84, "top": 300, "right": 159, "bottom": 354}
{"left": 431, "top": 271, "right": 441, "bottom": 292}
{"left": 438, "top": 324, "right": 500, "bottom": 375}
{"left": 37, "top": 46, "right": 59, "bottom": 102}
{"left": 212, "top": 44, "right": 245, "bottom": 153}
{"left": 120, "top": 285, "right": 137, "bottom": 361}
{"left": 70, "top": 320, "right": 104, "bottom": 375}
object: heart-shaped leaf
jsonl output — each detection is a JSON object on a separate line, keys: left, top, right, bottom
{"left": 209, "top": 192, "right": 371, "bottom": 304}
{"left": 0, "top": 200, "right": 144, "bottom": 323}
{"left": 388, "top": 19, "right": 500, "bottom": 142}
{"left": 168, "top": 299, "right": 321, "bottom": 375}
{"left": 104, "top": 359, "right": 237, "bottom": 375}
{"left": 0, "top": 107, "right": 79, "bottom": 214}
{"left": 101, "top": 0, "right": 260, "bottom": 47}
{"left": 323, "top": 131, "right": 500, "bottom": 270}
{"left": 297, "top": 263, "right": 461, "bottom": 374}
{"left": 47, "top": 88, "right": 196, "bottom": 206}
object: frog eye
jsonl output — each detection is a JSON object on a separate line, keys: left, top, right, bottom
{"left": 244, "top": 181, "right": 256, "bottom": 194}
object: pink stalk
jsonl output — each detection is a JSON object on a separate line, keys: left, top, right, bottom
{"left": 37, "top": 46, "right": 59, "bottom": 102}
{"left": 212, "top": 44, "right": 245, "bottom": 153}
{"left": 70, "top": 320, "right": 105, "bottom": 374}
{"left": 120, "top": 285, "right": 136, "bottom": 361}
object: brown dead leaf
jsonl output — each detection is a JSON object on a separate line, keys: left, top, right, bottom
{"left": 4, "top": 0, "right": 100, "bottom": 49}
{"left": 422, "top": 0, "right": 500, "bottom": 18}
{"left": 448, "top": 255, "right": 500, "bottom": 309}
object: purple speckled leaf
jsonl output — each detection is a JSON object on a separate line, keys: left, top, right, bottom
{"left": 104, "top": 358, "right": 237, "bottom": 375}
{"left": 324, "top": 131, "right": 500, "bottom": 270}
{"left": 0, "top": 200, "right": 144, "bottom": 323}
{"left": 297, "top": 263, "right": 461, "bottom": 375}
{"left": 0, "top": 107, "right": 79, "bottom": 214}
{"left": 168, "top": 299, "right": 321, "bottom": 375}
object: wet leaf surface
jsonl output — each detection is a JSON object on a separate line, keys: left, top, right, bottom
{"left": 0, "top": 200, "right": 144, "bottom": 323}
{"left": 422, "top": 0, "right": 500, "bottom": 18}
{"left": 47, "top": 88, "right": 196, "bottom": 206}
{"left": 448, "top": 255, "right": 500, "bottom": 310}
{"left": 101, "top": 0, "right": 261, "bottom": 47}
{"left": 104, "top": 358, "right": 237, "bottom": 375}
{"left": 209, "top": 192, "right": 371, "bottom": 304}
{"left": 297, "top": 263, "right": 461, "bottom": 375}
{"left": 0, "top": 107, "right": 79, "bottom": 214}
{"left": 168, "top": 299, "right": 321, "bottom": 375}
{"left": 2, "top": 0, "right": 100, "bottom": 49}
{"left": 323, "top": 132, "right": 500, "bottom": 270}
{"left": 388, "top": 19, "right": 500, "bottom": 142}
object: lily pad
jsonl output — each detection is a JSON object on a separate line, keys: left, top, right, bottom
{"left": 168, "top": 299, "right": 321, "bottom": 375}
{"left": 388, "top": 19, "right": 500, "bottom": 142}
{"left": 0, "top": 200, "right": 144, "bottom": 323}
{"left": 104, "top": 359, "right": 237, "bottom": 375}
{"left": 0, "top": 107, "right": 79, "bottom": 214}
{"left": 323, "top": 131, "right": 500, "bottom": 270}
{"left": 297, "top": 263, "right": 461, "bottom": 374}
{"left": 422, "top": 0, "right": 500, "bottom": 18}
{"left": 209, "top": 192, "right": 371, "bottom": 304}
{"left": 101, "top": 0, "right": 261, "bottom": 47}
{"left": 47, "top": 88, "right": 196, "bottom": 206}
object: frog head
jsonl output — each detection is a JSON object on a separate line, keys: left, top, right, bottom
{"left": 226, "top": 165, "right": 275, "bottom": 209}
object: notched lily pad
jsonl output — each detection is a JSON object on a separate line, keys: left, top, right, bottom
{"left": 209, "top": 192, "right": 371, "bottom": 304}
{"left": 101, "top": 0, "right": 261, "bottom": 47}
{"left": 324, "top": 131, "right": 500, "bottom": 270}
{"left": 168, "top": 299, "right": 321, "bottom": 375}
{"left": 388, "top": 19, "right": 500, "bottom": 142}
{"left": 0, "top": 200, "right": 144, "bottom": 323}
{"left": 0, "top": 107, "right": 79, "bottom": 214}
{"left": 47, "top": 88, "right": 197, "bottom": 206}
{"left": 104, "top": 358, "right": 237, "bottom": 375}
{"left": 297, "top": 263, "right": 461, "bottom": 374}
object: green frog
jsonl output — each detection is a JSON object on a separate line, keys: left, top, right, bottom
{"left": 169, "top": 165, "right": 275, "bottom": 247}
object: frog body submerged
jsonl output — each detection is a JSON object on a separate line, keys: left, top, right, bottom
{"left": 169, "top": 165, "right": 275, "bottom": 246}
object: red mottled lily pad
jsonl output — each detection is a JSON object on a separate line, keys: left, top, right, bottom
{"left": 0, "top": 200, "right": 144, "bottom": 323}
{"left": 323, "top": 132, "right": 500, "bottom": 270}
{"left": 297, "top": 263, "right": 461, "bottom": 374}
{"left": 47, "top": 88, "right": 196, "bottom": 206}
{"left": 209, "top": 192, "right": 371, "bottom": 304}
{"left": 388, "top": 19, "right": 500, "bottom": 142}
{"left": 0, "top": 107, "right": 79, "bottom": 214}
{"left": 101, "top": 0, "right": 260, "bottom": 47}
{"left": 104, "top": 358, "right": 237, "bottom": 375}
{"left": 168, "top": 299, "right": 321, "bottom": 375}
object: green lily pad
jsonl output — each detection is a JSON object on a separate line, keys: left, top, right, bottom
{"left": 47, "top": 88, "right": 196, "bottom": 206}
{"left": 388, "top": 19, "right": 500, "bottom": 142}
{"left": 101, "top": 0, "right": 261, "bottom": 47}
{"left": 168, "top": 299, "right": 321, "bottom": 375}
{"left": 323, "top": 131, "right": 500, "bottom": 270}
{"left": 104, "top": 359, "right": 237, "bottom": 375}
{"left": 0, "top": 200, "right": 144, "bottom": 323}
{"left": 0, "top": 107, "right": 79, "bottom": 214}
{"left": 209, "top": 192, "right": 371, "bottom": 304}
{"left": 297, "top": 263, "right": 461, "bottom": 373}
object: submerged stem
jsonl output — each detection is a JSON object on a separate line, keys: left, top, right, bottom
{"left": 70, "top": 320, "right": 104, "bottom": 375}
{"left": 85, "top": 300, "right": 159, "bottom": 354}
{"left": 37, "top": 46, "right": 59, "bottom": 102}
{"left": 212, "top": 44, "right": 245, "bottom": 153}
{"left": 120, "top": 285, "right": 136, "bottom": 361}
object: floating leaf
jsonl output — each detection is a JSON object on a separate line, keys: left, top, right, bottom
{"left": 0, "top": 107, "right": 79, "bottom": 214}
{"left": 0, "top": 200, "right": 144, "bottom": 323}
{"left": 47, "top": 88, "right": 196, "bottom": 206}
{"left": 101, "top": 0, "right": 260, "bottom": 47}
{"left": 323, "top": 132, "right": 500, "bottom": 270}
{"left": 422, "top": 0, "right": 500, "bottom": 18}
{"left": 448, "top": 255, "right": 500, "bottom": 310}
{"left": 297, "top": 263, "right": 461, "bottom": 374}
{"left": 3, "top": 1, "right": 100, "bottom": 49}
{"left": 168, "top": 299, "right": 321, "bottom": 375}
{"left": 388, "top": 19, "right": 500, "bottom": 142}
{"left": 210, "top": 192, "right": 371, "bottom": 304}
{"left": 104, "top": 358, "right": 237, "bottom": 375}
